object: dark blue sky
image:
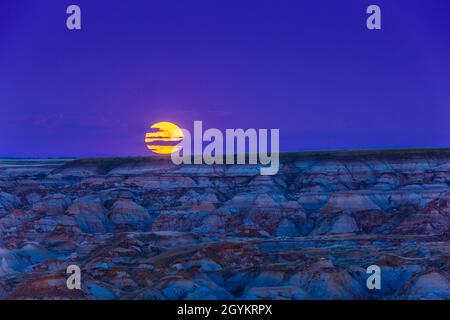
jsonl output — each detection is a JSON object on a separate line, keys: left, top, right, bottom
{"left": 1, "top": 0, "right": 449, "bottom": 157}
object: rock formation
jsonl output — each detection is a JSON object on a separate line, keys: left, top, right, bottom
{"left": 0, "top": 149, "right": 448, "bottom": 299}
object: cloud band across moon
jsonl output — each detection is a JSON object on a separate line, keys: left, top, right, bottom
{"left": 145, "top": 122, "right": 184, "bottom": 155}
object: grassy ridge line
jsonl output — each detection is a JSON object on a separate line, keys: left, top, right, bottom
{"left": 54, "top": 148, "right": 450, "bottom": 174}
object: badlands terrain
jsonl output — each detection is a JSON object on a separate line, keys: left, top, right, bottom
{"left": 0, "top": 149, "right": 449, "bottom": 300}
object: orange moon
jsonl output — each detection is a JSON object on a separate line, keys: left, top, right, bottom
{"left": 145, "top": 122, "right": 184, "bottom": 155}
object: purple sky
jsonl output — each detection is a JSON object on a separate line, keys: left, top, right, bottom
{"left": 1, "top": 0, "right": 449, "bottom": 157}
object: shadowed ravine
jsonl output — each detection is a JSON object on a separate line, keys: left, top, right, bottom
{"left": 0, "top": 149, "right": 449, "bottom": 299}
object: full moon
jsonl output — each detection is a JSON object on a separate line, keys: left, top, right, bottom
{"left": 145, "top": 122, "right": 184, "bottom": 155}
